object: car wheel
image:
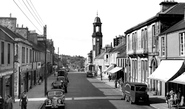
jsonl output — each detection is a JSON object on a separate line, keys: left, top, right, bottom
{"left": 122, "top": 93, "right": 125, "bottom": 100}
{"left": 65, "top": 87, "right": 67, "bottom": 93}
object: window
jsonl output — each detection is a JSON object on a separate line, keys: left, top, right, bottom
{"left": 128, "top": 35, "right": 130, "bottom": 50}
{"left": 141, "top": 29, "right": 144, "bottom": 49}
{"left": 8, "top": 43, "right": 10, "bottom": 64}
{"left": 152, "top": 25, "right": 156, "bottom": 47}
{"left": 161, "top": 37, "right": 165, "bottom": 56}
{"left": 179, "top": 32, "right": 185, "bottom": 56}
{"left": 22, "top": 47, "right": 25, "bottom": 63}
{"left": 26, "top": 48, "right": 28, "bottom": 63}
{"left": 144, "top": 28, "right": 148, "bottom": 51}
{"left": 96, "top": 26, "right": 99, "bottom": 32}
{"left": 30, "top": 49, "right": 32, "bottom": 63}
{"left": 1, "top": 42, "right": 4, "bottom": 64}
{"left": 131, "top": 86, "right": 134, "bottom": 91}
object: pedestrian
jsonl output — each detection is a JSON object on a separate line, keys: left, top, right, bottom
{"left": 19, "top": 92, "right": 28, "bottom": 109}
{"left": 166, "top": 92, "right": 170, "bottom": 107}
{"left": 100, "top": 73, "right": 102, "bottom": 80}
{"left": 177, "top": 89, "right": 181, "bottom": 105}
{"left": 108, "top": 74, "right": 111, "bottom": 82}
{"left": 6, "top": 95, "right": 13, "bottom": 109}
{"left": 0, "top": 95, "right": 4, "bottom": 109}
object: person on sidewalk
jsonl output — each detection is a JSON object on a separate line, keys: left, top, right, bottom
{"left": 100, "top": 73, "right": 103, "bottom": 81}
{"left": 19, "top": 92, "right": 28, "bottom": 109}
{"left": 108, "top": 74, "right": 111, "bottom": 82}
{"left": 6, "top": 95, "right": 13, "bottom": 109}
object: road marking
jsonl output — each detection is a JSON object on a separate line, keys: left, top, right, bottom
{"left": 14, "top": 96, "right": 121, "bottom": 102}
{"left": 73, "top": 96, "right": 122, "bottom": 100}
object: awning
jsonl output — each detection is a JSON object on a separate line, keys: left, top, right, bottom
{"left": 108, "top": 67, "right": 122, "bottom": 74}
{"left": 170, "top": 72, "right": 185, "bottom": 84}
{"left": 103, "top": 65, "right": 114, "bottom": 73}
{"left": 148, "top": 60, "right": 184, "bottom": 82}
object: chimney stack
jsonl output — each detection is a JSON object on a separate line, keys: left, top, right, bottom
{"left": 160, "top": 0, "right": 177, "bottom": 12}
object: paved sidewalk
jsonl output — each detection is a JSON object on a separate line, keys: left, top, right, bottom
{"left": 96, "top": 76, "right": 170, "bottom": 109}
{"left": 13, "top": 74, "right": 55, "bottom": 109}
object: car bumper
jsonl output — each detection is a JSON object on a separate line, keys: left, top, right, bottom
{"left": 45, "top": 104, "right": 65, "bottom": 108}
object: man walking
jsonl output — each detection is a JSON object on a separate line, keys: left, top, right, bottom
{"left": 6, "top": 95, "right": 13, "bottom": 109}
{"left": 19, "top": 92, "right": 28, "bottom": 109}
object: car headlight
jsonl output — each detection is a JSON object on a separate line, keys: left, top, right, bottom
{"left": 47, "top": 99, "right": 52, "bottom": 104}
{"left": 58, "top": 99, "right": 62, "bottom": 103}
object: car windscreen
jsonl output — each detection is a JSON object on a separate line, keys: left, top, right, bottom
{"left": 58, "top": 71, "right": 65, "bottom": 76}
{"left": 136, "top": 86, "right": 147, "bottom": 91}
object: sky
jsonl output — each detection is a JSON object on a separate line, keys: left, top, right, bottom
{"left": 1, "top": 0, "right": 185, "bottom": 57}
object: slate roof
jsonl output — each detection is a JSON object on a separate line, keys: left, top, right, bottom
{"left": 111, "top": 43, "right": 126, "bottom": 53}
{"left": 117, "top": 51, "right": 126, "bottom": 58}
{"left": 163, "top": 3, "right": 185, "bottom": 14}
{"left": 160, "top": 19, "right": 185, "bottom": 35}
{"left": 0, "top": 25, "right": 19, "bottom": 39}
{"left": 125, "top": 2, "right": 185, "bottom": 34}
{"left": 95, "top": 51, "right": 105, "bottom": 59}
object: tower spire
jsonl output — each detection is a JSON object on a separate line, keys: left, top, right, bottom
{"left": 97, "top": 11, "right": 98, "bottom": 17}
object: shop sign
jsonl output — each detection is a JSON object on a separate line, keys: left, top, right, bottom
{"left": 0, "top": 70, "right": 13, "bottom": 77}
{"left": 20, "top": 64, "right": 32, "bottom": 72}
{"left": 37, "top": 62, "right": 41, "bottom": 69}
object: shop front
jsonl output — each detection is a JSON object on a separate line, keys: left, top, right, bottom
{"left": 19, "top": 64, "right": 32, "bottom": 97}
{"left": 0, "top": 69, "right": 14, "bottom": 99}
{"left": 148, "top": 60, "right": 185, "bottom": 96}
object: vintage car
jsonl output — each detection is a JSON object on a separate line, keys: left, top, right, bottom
{"left": 51, "top": 80, "right": 65, "bottom": 90}
{"left": 57, "top": 69, "right": 68, "bottom": 77}
{"left": 86, "top": 71, "right": 93, "bottom": 77}
{"left": 45, "top": 89, "right": 65, "bottom": 109}
{"left": 57, "top": 76, "right": 69, "bottom": 93}
{"left": 122, "top": 82, "right": 150, "bottom": 105}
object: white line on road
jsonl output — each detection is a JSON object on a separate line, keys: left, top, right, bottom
{"left": 14, "top": 96, "right": 121, "bottom": 102}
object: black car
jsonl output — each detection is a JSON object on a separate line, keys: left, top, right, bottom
{"left": 51, "top": 80, "right": 65, "bottom": 90}
{"left": 86, "top": 71, "right": 93, "bottom": 77}
{"left": 45, "top": 89, "right": 65, "bottom": 109}
{"left": 57, "top": 76, "right": 69, "bottom": 93}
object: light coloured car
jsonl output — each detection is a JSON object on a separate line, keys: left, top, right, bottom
{"left": 45, "top": 89, "right": 65, "bottom": 109}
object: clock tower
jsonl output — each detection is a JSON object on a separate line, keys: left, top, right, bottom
{"left": 92, "top": 14, "right": 103, "bottom": 62}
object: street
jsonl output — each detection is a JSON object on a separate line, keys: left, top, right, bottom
{"left": 42, "top": 71, "right": 154, "bottom": 109}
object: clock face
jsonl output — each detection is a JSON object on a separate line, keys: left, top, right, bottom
{"left": 97, "top": 38, "right": 99, "bottom": 41}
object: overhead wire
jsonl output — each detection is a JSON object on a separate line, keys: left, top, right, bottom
{"left": 13, "top": 0, "right": 42, "bottom": 34}
{"left": 22, "top": 0, "right": 43, "bottom": 28}
{"left": 28, "top": 0, "right": 45, "bottom": 25}
{"left": 25, "top": 0, "right": 45, "bottom": 26}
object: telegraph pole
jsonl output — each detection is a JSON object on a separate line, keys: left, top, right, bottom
{"left": 58, "top": 47, "right": 59, "bottom": 70}
{"left": 44, "top": 25, "right": 47, "bottom": 96}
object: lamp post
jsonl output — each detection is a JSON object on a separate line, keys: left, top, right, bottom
{"left": 44, "top": 25, "right": 47, "bottom": 96}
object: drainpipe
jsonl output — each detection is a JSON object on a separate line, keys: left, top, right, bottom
{"left": 165, "top": 33, "right": 169, "bottom": 94}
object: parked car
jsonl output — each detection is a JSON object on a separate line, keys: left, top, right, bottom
{"left": 45, "top": 89, "right": 65, "bottom": 109}
{"left": 57, "top": 76, "right": 69, "bottom": 93}
{"left": 58, "top": 69, "right": 68, "bottom": 77}
{"left": 86, "top": 71, "right": 93, "bottom": 77}
{"left": 121, "top": 82, "right": 150, "bottom": 105}
{"left": 51, "top": 80, "right": 65, "bottom": 90}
